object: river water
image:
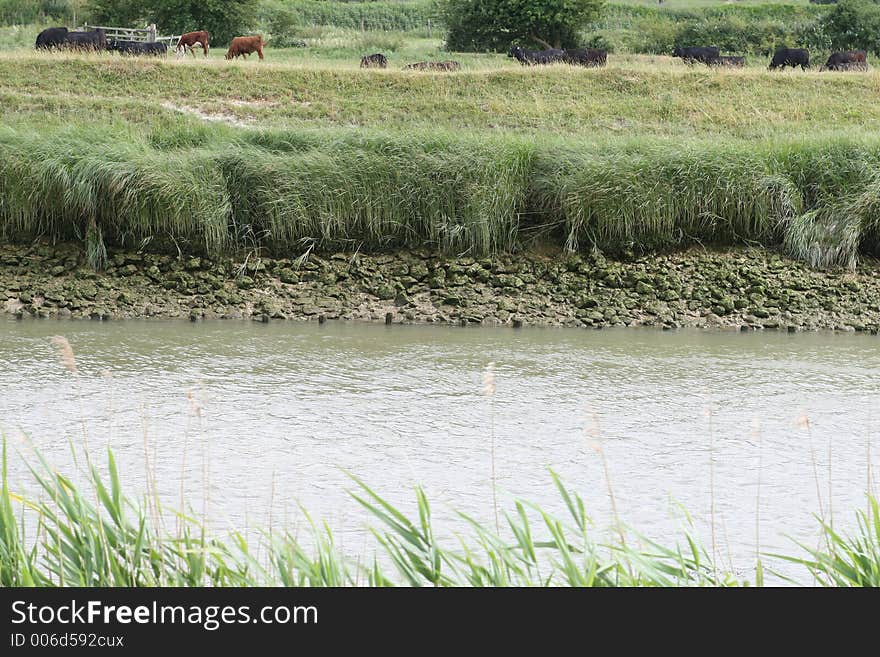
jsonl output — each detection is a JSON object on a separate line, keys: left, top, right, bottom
{"left": 1, "top": 317, "right": 878, "bottom": 581}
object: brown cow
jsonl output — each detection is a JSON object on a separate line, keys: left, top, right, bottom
{"left": 225, "top": 35, "right": 264, "bottom": 60}
{"left": 822, "top": 50, "right": 868, "bottom": 71}
{"left": 176, "top": 30, "right": 210, "bottom": 58}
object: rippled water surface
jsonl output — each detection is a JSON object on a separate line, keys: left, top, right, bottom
{"left": 2, "top": 317, "right": 879, "bottom": 578}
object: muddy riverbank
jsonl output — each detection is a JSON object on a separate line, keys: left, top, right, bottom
{"left": 2, "top": 242, "right": 880, "bottom": 331}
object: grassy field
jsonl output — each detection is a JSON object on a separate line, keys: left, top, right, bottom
{"left": 1, "top": 49, "right": 878, "bottom": 139}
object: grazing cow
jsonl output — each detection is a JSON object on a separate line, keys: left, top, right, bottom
{"left": 507, "top": 45, "right": 566, "bottom": 65}
{"left": 435, "top": 60, "right": 461, "bottom": 71}
{"left": 360, "top": 53, "right": 388, "bottom": 68}
{"left": 822, "top": 50, "right": 867, "bottom": 71}
{"left": 63, "top": 29, "right": 107, "bottom": 51}
{"left": 769, "top": 47, "right": 810, "bottom": 70}
{"left": 226, "top": 35, "right": 265, "bottom": 60}
{"left": 108, "top": 40, "right": 168, "bottom": 57}
{"left": 711, "top": 55, "right": 746, "bottom": 67}
{"left": 35, "top": 26, "right": 68, "bottom": 50}
{"left": 672, "top": 46, "right": 720, "bottom": 66}
{"left": 563, "top": 48, "right": 607, "bottom": 67}
{"left": 403, "top": 60, "right": 461, "bottom": 71}
{"left": 176, "top": 30, "right": 210, "bottom": 58}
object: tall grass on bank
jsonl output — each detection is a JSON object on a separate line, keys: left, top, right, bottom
{"left": 2, "top": 439, "right": 878, "bottom": 586}
{"left": 3, "top": 125, "right": 880, "bottom": 268}
{"left": 0, "top": 129, "right": 231, "bottom": 260}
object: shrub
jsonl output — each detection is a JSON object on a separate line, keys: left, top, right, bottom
{"left": 0, "top": 0, "right": 76, "bottom": 24}
{"left": 443, "top": 0, "right": 605, "bottom": 52}
{"left": 86, "top": 0, "right": 141, "bottom": 25}
{"left": 820, "top": 0, "right": 880, "bottom": 56}
{"left": 259, "top": 3, "right": 302, "bottom": 48}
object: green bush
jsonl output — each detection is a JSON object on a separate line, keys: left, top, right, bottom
{"left": 258, "top": 3, "right": 301, "bottom": 47}
{"left": 442, "top": 0, "right": 604, "bottom": 52}
{"left": 0, "top": 0, "right": 76, "bottom": 24}
{"left": 85, "top": 0, "right": 140, "bottom": 25}
{"left": 821, "top": 0, "right": 880, "bottom": 56}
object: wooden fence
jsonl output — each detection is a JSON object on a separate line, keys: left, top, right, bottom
{"left": 79, "top": 24, "right": 181, "bottom": 47}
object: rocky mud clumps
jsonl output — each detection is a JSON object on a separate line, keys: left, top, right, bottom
{"left": 1, "top": 243, "right": 880, "bottom": 332}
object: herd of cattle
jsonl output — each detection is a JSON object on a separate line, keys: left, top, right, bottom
{"left": 671, "top": 45, "right": 867, "bottom": 71}
{"left": 34, "top": 26, "right": 264, "bottom": 60}
{"left": 508, "top": 45, "right": 608, "bottom": 66}
{"left": 359, "top": 53, "right": 461, "bottom": 70}
{"left": 358, "top": 47, "right": 606, "bottom": 70}
{"left": 34, "top": 26, "right": 871, "bottom": 73}
{"left": 362, "top": 45, "right": 868, "bottom": 72}
{"left": 511, "top": 44, "right": 868, "bottom": 71}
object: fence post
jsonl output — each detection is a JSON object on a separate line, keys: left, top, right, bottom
{"left": 427, "top": 19, "right": 432, "bottom": 39}
{"left": 147, "top": 24, "right": 157, "bottom": 42}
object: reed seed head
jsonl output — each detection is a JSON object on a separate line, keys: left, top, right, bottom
{"left": 796, "top": 413, "right": 811, "bottom": 430}
{"left": 50, "top": 336, "right": 77, "bottom": 374}
{"left": 186, "top": 391, "right": 203, "bottom": 417}
{"left": 482, "top": 362, "right": 496, "bottom": 396}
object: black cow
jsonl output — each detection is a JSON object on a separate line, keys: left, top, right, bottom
{"left": 360, "top": 53, "right": 388, "bottom": 69}
{"left": 35, "top": 26, "right": 68, "bottom": 50}
{"left": 769, "top": 48, "right": 810, "bottom": 70}
{"left": 64, "top": 29, "right": 107, "bottom": 51}
{"left": 711, "top": 55, "right": 746, "bottom": 67}
{"left": 108, "top": 40, "right": 168, "bottom": 56}
{"left": 672, "top": 46, "right": 720, "bottom": 66}
{"left": 564, "top": 48, "right": 607, "bottom": 67}
{"left": 822, "top": 50, "right": 867, "bottom": 71}
{"left": 508, "top": 46, "right": 566, "bottom": 65}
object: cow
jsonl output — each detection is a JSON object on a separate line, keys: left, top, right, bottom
{"left": 563, "top": 48, "right": 607, "bottom": 67}
{"left": 822, "top": 50, "right": 867, "bottom": 71}
{"left": 360, "top": 53, "right": 388, "bottom": 69}
{"left": 226, "top": 35, "right": 264, "bottom": 60}
{"left": 35, "top": 26, "right": 68, "bottom": 50}
{"left": 108, "top": 40, "right": 168, "bottom": 57}
{"left": 769, "top": 47, "right": 810, "bottom": 70}
{"left": 830, "top": 60, "right": 869, "bottom": 72}
{"left": 507, "top": 46, "right": 566, "bottom": 66}
{"left": 672, "top": 46, "right": 720, "bottom": 66}
{"left": 63, "top": 29, "right": 107, "bottom": 51}
{"left": 176, "top": 30, "right": 210, "bottom": 58}
{"left": 403, "top": 61, "right": 461, "bottom": 71}
{"left": 710, "top": 55, "right": 746, "bottom": 67}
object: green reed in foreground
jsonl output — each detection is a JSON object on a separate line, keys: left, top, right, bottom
{"left": 1, "top": 441, "right": 877, "bottom": 587}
